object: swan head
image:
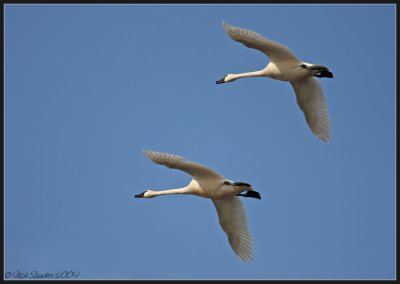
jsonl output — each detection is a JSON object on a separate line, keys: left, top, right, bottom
{"left": 216, "top": 74, "right": 237, "bottom": 84}
{"left": 134, "top": 190, "right": 156, "bottom": 198}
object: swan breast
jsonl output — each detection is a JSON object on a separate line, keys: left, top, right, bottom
{"left": 265, "top": 62, "right": 310, "bottom": 81}
{"left": 189, "top": 179, "right": 243, "bottom": 199}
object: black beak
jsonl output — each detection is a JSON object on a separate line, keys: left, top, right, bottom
{"left": 135, "top": 191, "right": 146, "bottom": 198}
{"left": 216, "top": 78, "right": 225, "bottom": 84}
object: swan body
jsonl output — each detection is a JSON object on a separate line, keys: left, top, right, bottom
{"left": 217, "top": 22, "right": 333, "bottom": 142}
{"left": 135, "top": 150, "right": 261, "bottom": 262}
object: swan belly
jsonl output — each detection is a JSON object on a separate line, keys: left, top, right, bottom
{"left": 187, "top": 179, "right": 213, "bottom": 198}
{"left": 265, "top": 62, "right": 309, "bottom": 81}
{"left": 188, "top": 179, "right": 238, "bottom": 199}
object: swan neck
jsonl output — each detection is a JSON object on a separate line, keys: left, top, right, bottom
{"left": 152, "top": 187, "right": 188, "bottom": 197}
{"left": 232, "top": 70, "right": 265, "bottom": 79}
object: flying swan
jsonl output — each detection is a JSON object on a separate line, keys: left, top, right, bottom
{"left": 135, "top": 149, "right": 261, "bottom": 262}
{"left": 216, "top": 22, "right": 333, "bottom": 142}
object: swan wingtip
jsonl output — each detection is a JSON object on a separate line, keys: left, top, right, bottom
{"left": 143, "top": 149, "right": 154, "bottom": 156}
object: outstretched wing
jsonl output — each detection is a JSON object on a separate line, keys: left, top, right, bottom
{"left": 223, "top": 22, "right": 299, "bottom": 63}
{"left": 291, "top": 77, "right": 331, "bottom": 142}
{"left": 212, "top": 197, "right": 253, "bottom": 262}
{"left": 143, "top": 150, "right": 225, "bottom": 181}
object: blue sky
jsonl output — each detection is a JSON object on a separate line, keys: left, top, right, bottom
{"left": 4, "top": 4, "right": 395, "bottom": 280}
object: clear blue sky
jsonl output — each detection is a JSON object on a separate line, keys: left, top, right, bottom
{"left": 5, "top": 4, "right": 395, "bottom": 280}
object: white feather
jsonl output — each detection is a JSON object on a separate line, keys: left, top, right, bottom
{"left": 218, "top": 22, "right": 333, "bottom": 142}
{"left": 138, "top": 150, "right": 257, "bottom": 262}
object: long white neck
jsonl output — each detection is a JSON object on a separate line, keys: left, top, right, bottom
{"left": 230, "top": 69, "right": 266, "bottom": 80}
{"left": 146, "top": 187, "right": 188, "bottom": 198}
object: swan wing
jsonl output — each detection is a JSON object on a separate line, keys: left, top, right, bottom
{"left": 143, "top": 150, "right": 224, "bottom": 181}
{"left": 223, "top": 22, "right": 299, "bottom": 63}
{"left": 290, "top": 77, "right": 331, "bottom": 142}
{"left": 212, "top": 197, "right": 253, "bottom": 262}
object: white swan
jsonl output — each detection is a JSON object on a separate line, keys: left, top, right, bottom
{"left": 135, "top": 150, "right": 261, "bottom": 262}
{"left": 216, "top": 22, "right": 333, "bottom": 142}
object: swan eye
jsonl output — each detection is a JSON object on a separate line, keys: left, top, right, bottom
{"left": 300, "top": 64, "right": 307, "bottom": 68}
